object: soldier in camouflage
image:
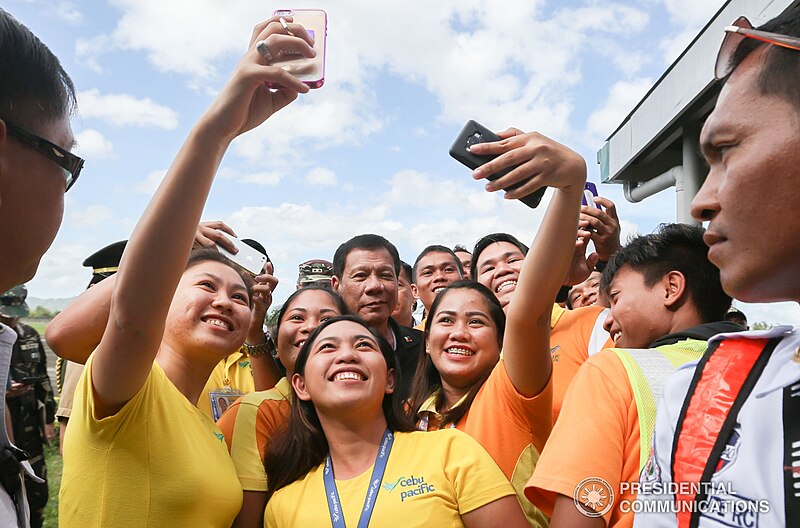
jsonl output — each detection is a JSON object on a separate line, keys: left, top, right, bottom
{"left": 0, "top": 286, "right": 55, "bottom": 528}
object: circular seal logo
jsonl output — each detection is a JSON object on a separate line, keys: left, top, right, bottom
{"left": 573, "top": 477, "right": 615, "bottom": 518}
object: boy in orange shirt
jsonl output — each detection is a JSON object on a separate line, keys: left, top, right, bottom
{"left": 525, "top": 224, "right": 740, "bottom": 527}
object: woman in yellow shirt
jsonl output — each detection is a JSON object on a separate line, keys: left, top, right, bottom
{"left": 264, "top": 315, "right": 529, "bottom": 527}
{"left": 59, "top": 16, "right": 315, "bottom": 528}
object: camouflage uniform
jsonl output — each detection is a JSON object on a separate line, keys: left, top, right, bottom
{"left": 6, "top": 322, "right": 54, "bottom": 528}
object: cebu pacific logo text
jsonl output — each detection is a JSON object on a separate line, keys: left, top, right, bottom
{"left": 382, "top": 475, "right": 435, "bottom": 502}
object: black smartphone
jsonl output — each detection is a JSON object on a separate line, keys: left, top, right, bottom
{"left": 449, "top": 120, "right": 546, "bottom": 209}
{"left": 20, "top": 376, "right": 41, "bottom": 384}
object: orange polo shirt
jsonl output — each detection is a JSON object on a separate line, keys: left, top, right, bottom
{"left": 216, "top": 377, "right": 291, "bottom": 491}
{"left": 526, "top": 350, "right": 639, "bottom": 528}
{"left": 550, "top": 304, "right": 614, "bottom": 422}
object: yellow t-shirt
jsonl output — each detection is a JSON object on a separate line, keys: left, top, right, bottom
{"left": 197, "top": 349, "right": 255, "bottom": 418}
{"left": 265, "top": 429, "right": 515, "bottom": 528}
{"left": 59, "top": 354, "right": 243, "bottom": 527}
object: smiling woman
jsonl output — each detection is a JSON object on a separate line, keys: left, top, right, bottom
{"left": 57, "top": 14, "right": 316, "bottom": 528}
{"left": 407, "top": 127, "right": 588, "bottom": 527}
{"left": 263, "top": 315, "right": 530, "bottom": 528}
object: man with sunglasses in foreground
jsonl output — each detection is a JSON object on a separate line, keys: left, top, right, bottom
{"left": 635, "top": 6, "right": 800, "bottom": 528}
{"left": 0, "top": 9, "right": 83, "bottom": 527}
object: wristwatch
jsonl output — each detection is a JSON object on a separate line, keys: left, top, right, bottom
{"left": 243, "top": 331, "right": 276, "bottom": 357}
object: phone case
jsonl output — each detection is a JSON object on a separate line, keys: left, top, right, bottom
{"left": 582, "top": 182, "right": 600, "bottom": 208}
{"left": 449, "top": 120, "right": 545, "bottom": 209}
{"left": 217, "top": 234, "right": 268, "bottom": 275}
{"left": 266, "top": 9, "right": 327, "bottom": 89}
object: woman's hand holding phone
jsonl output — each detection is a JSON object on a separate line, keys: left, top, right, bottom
{"left": 198, "top": 15, "right": 314, "bottom": 144}
{"left": 470, "top": 128, "right": 587, "bottom": 197}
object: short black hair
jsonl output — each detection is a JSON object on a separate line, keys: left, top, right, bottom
{"left": 412, "top": 245, "right": 464, "bottom": 282}
{"left": 470, "top": 233, "right": 529, "bottom": 281}
{"left": 600, "top": 223, "right": 731, "bottom": 323}
{"left": 725, "top": 5, "right": 800, "bottom": 109}
{"left": 398, "top": 260, "right": 412, "bottom": 283}
{"left": 453, "top": 244, "right": 470, "bottom": 254}
{"left": 0, "top": 9, "right": 76, "bottom": 131}
{"left": 332, "top": 234, "right": 401, "bottom": 279}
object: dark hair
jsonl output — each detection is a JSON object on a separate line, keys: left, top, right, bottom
{"left": 398, "top": 260, "right": 412, "bottom": 283}
{"left": 407, "top": 281, "right": 505, "bottom": 426}
{"left": 412, "top": 245, "right": 464, "bottom": 282}
{"left": 453, "top": 244, "right": 470, "bottom": 254}
{"left": 185, "top": 248, "right": 254, "bottom": 301}
{"left": 264, "top": 315, "right": 415, "bottom": 495}
{"left": 332, "top": 234, "right": 401, "bottom": 279}
{"left": 725, "top": 6, "right": 800, "bottom": 109}
{"left": 470, "top": 233, "right": 529, "bottom": 281}
{"left": 0, "top": 9, "right": 76, "bottom": 130}
{"left": 600, "top": 223, "right": 731, "bottom": 322}
{"left": 273, "top": 284, "right": 349, "bottom": 350}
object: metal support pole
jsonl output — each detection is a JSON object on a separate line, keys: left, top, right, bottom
{"left": 678, "top": 124, "right": 706, "bottom": 225}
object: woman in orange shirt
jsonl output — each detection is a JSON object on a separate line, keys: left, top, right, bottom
{"left": 407, "top": 128, "right": 587, "bottom": 526}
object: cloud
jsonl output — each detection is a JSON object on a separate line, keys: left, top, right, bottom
{"left": 75, "top": 129, "right": 114, "bottom": 159}
{"left": 67, "top": 205, "right": 114, "bottom": 227}
{"left": 658, "top": 0, "right": 726, "bottom": 65}
{"left": 134, "top": 169, "right": 167, "bottom": 195}
{"left": 230, "top": 83, "right": 388, "bottom": 166}
{"left": 585, "top": 78, "right": 654, "bottom": 144}
{"left": 77, "top": 89, "right": 179, "bottom": 129}
{"left": 47, "top": 1, "right": 84, "bottom": 24}
{"left": 73, "top": 0, "right": 651, "bottom": 169}
{"left": 383, "top": 169, "right": 499, "bottom": 215}
{"left": 224, "top": 189, "right": 551, "bottom": 305}
{"left": 75, "top": 35, "right": 111, "bottom": 73}
{"left": 218, "top": 167, "right": 282, "bottom": 186}
{"left": 305, "top": 167, "right": 337, "bottom": 186}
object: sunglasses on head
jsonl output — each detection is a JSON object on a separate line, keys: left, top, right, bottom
{"left": 715, "top": 16, "right": 800, "bottom": 79}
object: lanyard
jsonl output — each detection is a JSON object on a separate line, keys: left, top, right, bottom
{"left": 323, "top": 428, "right": 394, "bottom": 528}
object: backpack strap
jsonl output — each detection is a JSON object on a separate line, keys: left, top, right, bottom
{"left": 671, "top": 337, "right": 779, "bottom": 528}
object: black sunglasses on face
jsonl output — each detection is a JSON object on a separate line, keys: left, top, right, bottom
{"left": 4, "top": 121, "right": 83, "bottom": 192}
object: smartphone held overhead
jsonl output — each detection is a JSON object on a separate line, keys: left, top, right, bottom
{"left": 216, "top": 232, "right": 268, "bottom": 276}
{"left": 582, "top": 182, "right": 602, "bottom": 210}
{"left": 449, "top": 120, "right": 546, "bottom": 209}
{"left": 266, "top": 9, "right": 327, "bottom": 89}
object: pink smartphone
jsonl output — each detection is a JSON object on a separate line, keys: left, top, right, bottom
{"left": 267, "top": 9, "right": 327, "bottom": 89}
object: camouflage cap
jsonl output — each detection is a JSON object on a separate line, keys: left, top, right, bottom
{"left": 0, "top": 285, "right": 29, "bottom": 318}
{"left": 297, "top": 259, "right": 333, "bottom": 286}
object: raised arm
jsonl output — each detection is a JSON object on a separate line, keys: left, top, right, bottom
{"left": 91, "top": 18, "right": 313, "bottom": 417}
{"left": 45, "top": 275, "right": 115, "bottom": 364}
{"left": 470, "top": 129, "right": 585, "bottom": 397}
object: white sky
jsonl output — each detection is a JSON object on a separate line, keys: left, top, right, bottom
{"left": 11, "top": 0, "right": 800, "bottom": 326}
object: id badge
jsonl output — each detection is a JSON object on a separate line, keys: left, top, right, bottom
{"left": 210, "top": 388, "right": 243, "bottom": 421}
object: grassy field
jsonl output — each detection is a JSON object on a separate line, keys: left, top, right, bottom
{"left": 27, "top": 321, "right": 48, "bottom": 336}
{"left": 23, "top": 318, "right": 60, "bottom": 526}
{"left": 43, "top": 438, "right": 60, "bottom": 527}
